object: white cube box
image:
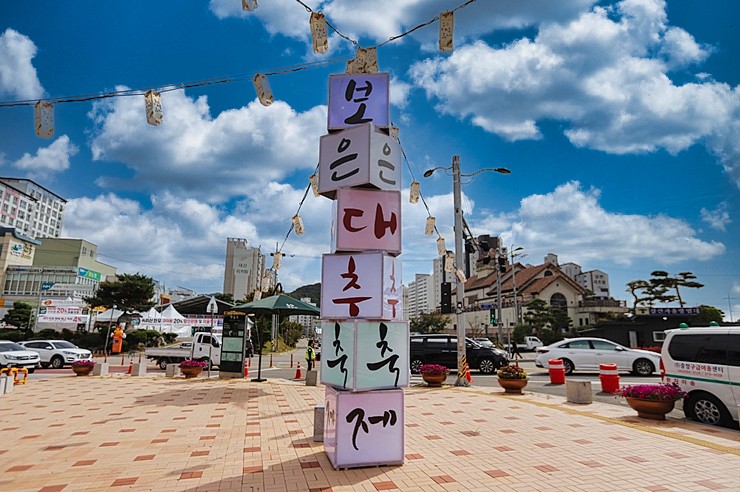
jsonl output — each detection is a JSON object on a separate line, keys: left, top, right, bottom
{"left": 328, "top": 73, "right": 389, "bottom": 131}
{"left": 331, "top": 188, "right": 401, "bottom": 255}
{"left": 321, "top": 252, "right": 403, "bottom": 321}
{"left": 318, "top": 123, "right": 401, "bottom": 199}
{"left": 324, "top": 385, "right": 404, "bottom": 469}
{"left": 320, "top": 320, "right": 409, "bottom": 391}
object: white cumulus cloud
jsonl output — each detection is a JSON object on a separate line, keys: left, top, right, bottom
{"left": 0, "top": 28, "right": 44, "bottom": 99}
{"left": 88, "top": 88, "right": 326, "bottom": 202}
{"left": 700, "top": 202, "right": 731, "bottom": 231}
{"left": 12, "top": 135, "right": 78, "bottom": 175}
{"left": 409, "top": 0, "right": 740, "bottom": 187}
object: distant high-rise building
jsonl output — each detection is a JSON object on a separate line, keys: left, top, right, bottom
{"left": 0, "top": 178, "right": 66, "bottom": 239}
{"left": 222, "top": 238, "right": 265, "bottom": 302}
{"left": 406, "top": 273, "right": 433, "bottom": 320}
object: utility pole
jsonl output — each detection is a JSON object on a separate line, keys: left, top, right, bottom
{"left": 451, "top": 156, "right": 468, "bottom": 386}
{"left": 423, "top": 156, "right": 511, "bottom": 387}
{"left": 495, "top": 250, "right": 503, "bottom": 345}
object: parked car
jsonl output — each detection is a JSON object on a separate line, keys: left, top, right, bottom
{"left": 474, "top": 338, "right": 494, "bottom": 348}
{"left": 0, "top": 340, "right": 40, "bottom": 373}
{"left": 18, "top": 340, "right": 92, "bottom": 369}
{"left": 661, "top": 325, "right": 739, "bottom": 427}
{"left": 410, "top": 334, "right": 509, "bottom": 374}
{"left": 535, "top": 337, "right": 660, "bottom": 376}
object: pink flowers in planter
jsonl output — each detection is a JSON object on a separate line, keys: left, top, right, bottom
{"left": 179, "top": 359, "right": 207, "bottom": 369}
{"left": 419, "top": 364, "right": 449, "bottom": 376}
{"left": 71, "top": 360, "right": 95, "bottom": 367}
{"left": 614, "top": 382, "right": 687, "bottom": 401}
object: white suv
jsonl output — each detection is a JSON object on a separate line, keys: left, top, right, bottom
{"left": 0, "top": 340, "right": 40, "bottom": 373}
{"left": 19, "top": 340, "right": 92, "bottom": 369}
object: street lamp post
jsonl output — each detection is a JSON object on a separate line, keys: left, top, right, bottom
{"left": 424, "top": 156, "right": 510, "bottom": 387}
{"left": 206, "top": 296, "right": 218, "bottom": 379}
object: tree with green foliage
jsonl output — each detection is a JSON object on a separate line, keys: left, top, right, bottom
{"left": 3, "top": 301, "right": 33, "bottom": 329}
{"left": 520, "top": 298, "right": 572, "bottom": 344}
{"left": 693, "top": 305, "right": 724, "bottom": 325}
{"left": 626, "top": 280, "right": 649, "bottom": 312}
{"left": 627, "top": 271, "right": 704, "bottom": 310}
{"left": 214, "top": 293, "right": 234, "bottom": 305}
{"left": 84, "top": 273, "right": 156, "bottom": 313}
{"left": 410, "top": 312, "right": 451, "bottom": 334}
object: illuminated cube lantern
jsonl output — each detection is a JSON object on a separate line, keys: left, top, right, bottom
{"left": 328, "top": 73, "right": 389, "bottom": 131}
{"left": 324, "top": 386, "right": 404, "bottom": 469}
{"left": 321, "top": 252, "right": 403, "bottom": 321}
{"left": 320, "top": 320, "right": 409, "bottom": 391}
{"left": 332, "top": 188, "right": 401, "bottom": 255}
{"left": 318, "top": 123, "right": 401, "bottom": 199}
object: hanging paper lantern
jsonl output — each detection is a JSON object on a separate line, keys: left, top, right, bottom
{"left": 261, "top": 273, "right": 272, "bottom": 292}
{"left": 144, "top": 90, "right": 163, "bottom": 126}
{"left": 390, "top": 124, "right": 399, "bottom": 143}
{"left": 292, "top": 214, "right": 305, "bottom": 235}
{"left": 439, "top": 11, "right": 454, "bottom": 53}
{"left": 310, "top": 173, "right": 320, "bottom": 197}
{"left": 253, "top": 290, "right": 262, "bottom": 301}
{"left": 272, "top": 251, "right": 282, "bottom": 270}
{"left": 253, "top": 73, "right": 274, "bottom": 106}
{"left": 242, "top": 0, "right": 258, "bottom": 12}
{"left": 364, "top": 47, "right": 378, "bottom": 73}
{"left": 310, "top": 12, "right": 328, "bottom": 54}
{"left": 34, "top": 101, "right": 54, "bottom": 138}
{"left": 437, "top": 237, "right": 446, "bottom": 256}
{"left": 425, "top": 216, "right": 436, "bottom": 235}
{"left": 455, "top": 268, "right": 466, "bottom": 283}
{"left": 444, "top": 252, "right": 454, "bottom": 272}
{"left": 409, "top": 181, "right": 420, "bottom": 204}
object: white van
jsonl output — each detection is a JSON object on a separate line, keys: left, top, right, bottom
{"left": 661, "top": 326, "right": 739, "bottom": 427}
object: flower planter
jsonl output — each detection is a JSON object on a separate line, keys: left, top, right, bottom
{"left": 422, "top": 373, "right": 447, "bottom": 387}
{"left": 181, "top": 366, "right": 203, "bottom": 379}
{"left": 72, "top": 365, "right": 94, "bottom": 377}
{"left": 498, "top": 377, "right": 528, "bottom": 394}
{"left": 625, "top": 397, "right": 676, "bottom": 420}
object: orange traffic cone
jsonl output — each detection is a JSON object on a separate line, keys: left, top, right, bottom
{"left": 127, "top": 360, "right": 133, "bottom": 375}
{"left": 295, "top": 362, "right": 302, "bottom": 380}
{"left": 243, "top": 360, "right": 249, "bottom": 378}
{"left": 465, "top": 362, "right": 473, "bottom": 383}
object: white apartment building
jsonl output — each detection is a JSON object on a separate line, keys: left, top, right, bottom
{"left": 405, "top": 273, "right": 433, "bottom": 320}
{"left": 289, "top": 297, "right": 320, "bottom": 337}
{"left": 222, "top": 238, "right": 265, "bottom": 302}
{"left": 560, "top": 260, "right": 611, "bottom": 298}
{"left": 0, "top": 178, "right": 66, "bottom": 239}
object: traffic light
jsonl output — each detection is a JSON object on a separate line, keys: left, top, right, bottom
{"left": 440, "top": 282, "right": 452, "bottom": 314}
{"left": 498, "top": 256, "right": 506, "bottom": 273}
{"left": 489, "top": 309, "right": 496, "bottom": 324}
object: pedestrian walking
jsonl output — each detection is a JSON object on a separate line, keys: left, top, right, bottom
{"left": 511, "top": 340, "right": 522, "bottom": 361}
{"left": 245, "top": 339, "right": 254, "bottom": 358}
{"left": 306, "top": 340, "right": 316, "bottom": 371}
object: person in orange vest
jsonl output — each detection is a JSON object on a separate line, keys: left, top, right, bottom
{"left": 111, "top": 325, "right": 126, "bottom": 354}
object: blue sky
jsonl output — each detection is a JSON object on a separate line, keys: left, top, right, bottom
{"left": 0, "top": 0, "right": 738, "bottom": 320}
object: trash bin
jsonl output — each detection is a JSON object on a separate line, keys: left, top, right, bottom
{"left": 599, "top": 363, "right": 620, "bottom": 393}
{"left": 548, "top": 359, "right": 566, "bottom": 384}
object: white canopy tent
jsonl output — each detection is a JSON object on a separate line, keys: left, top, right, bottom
{"left": 90, "top": 308, "right": 126, "bottom": 325}
{"left": 139, "top": 304, "right": 192, "bottom": 338}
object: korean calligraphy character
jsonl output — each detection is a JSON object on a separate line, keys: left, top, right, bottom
{"left": 320, "top": 252, "right": 403, "bottom": 321}
{"left": 318, "top": 123, "right": 401, "bottom": 198}
{"left": 323, "top": 386, "right": 404, "bottom": 469}
{"left": 328, "top": 73, "right": 389, "bottom": 130}
{"left": 332, "top": 188, "right": 401, "bottom": 255}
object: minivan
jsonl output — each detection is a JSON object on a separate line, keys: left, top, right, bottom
{"left": 661, "top": 326, "right": 739, "bottom": 427}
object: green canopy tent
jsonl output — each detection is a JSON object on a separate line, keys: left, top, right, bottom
{"left": 233, "top": 294, "right": 320, "bottom": 381}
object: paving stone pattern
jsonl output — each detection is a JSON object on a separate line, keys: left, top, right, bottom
{"left": 1, "top": 376, "right": 739, "bottom": 491}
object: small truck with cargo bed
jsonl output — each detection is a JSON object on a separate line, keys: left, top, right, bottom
{"left": 145, "top": 332, "right": 222, "bottom": 369}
